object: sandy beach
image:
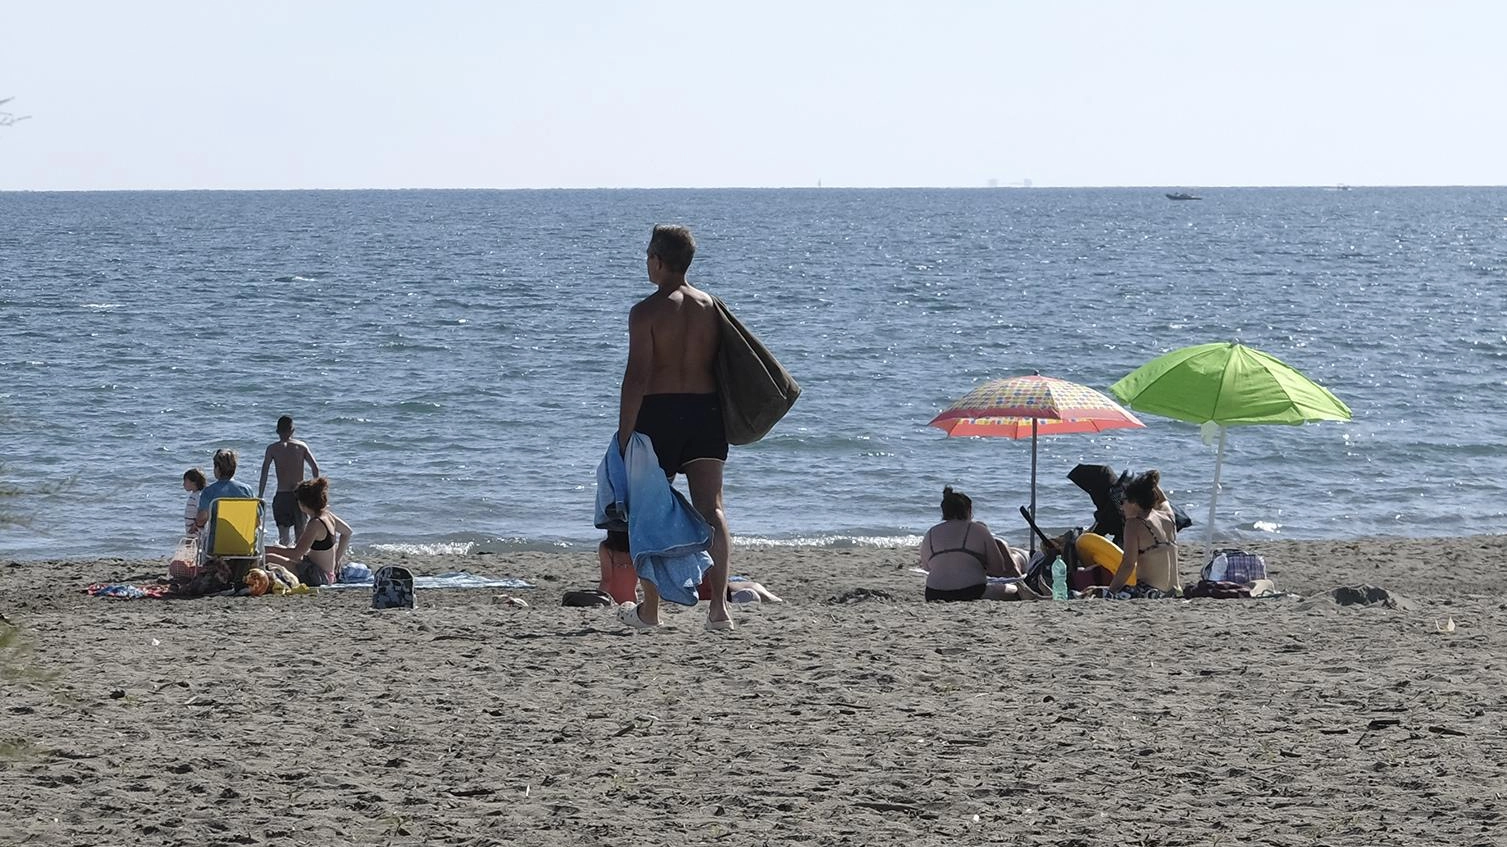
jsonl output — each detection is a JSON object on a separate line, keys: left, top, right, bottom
{"left": 3, "top": 534, "right": 1506, "bottom": 846}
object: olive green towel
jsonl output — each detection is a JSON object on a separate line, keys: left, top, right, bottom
{"left": 713, "top": 297, "right": 801, "bottom": 445}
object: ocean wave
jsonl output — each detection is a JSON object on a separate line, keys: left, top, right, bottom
{"left": 365, "top": 541, "right": 478, "bottom": 557}
{"left": 734, "top": 533, "right": 925, "bottom": 549}
{"left": 352, "top": 532, "right": 928, "bottom": 557}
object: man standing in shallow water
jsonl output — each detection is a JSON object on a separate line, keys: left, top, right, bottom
{"left": 258, "top": 415, "right": 321, "bottom": 546}
{"left": 618, "top": 224, "right": 733, "bottom": 631}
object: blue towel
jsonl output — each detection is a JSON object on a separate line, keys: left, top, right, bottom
{"left": 324, "top": 568, "right": 534, "bottom": 591}
{"left": 595, "top": 433, "right": 713, "bottom": 606}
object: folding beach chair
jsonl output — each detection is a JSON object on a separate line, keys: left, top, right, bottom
{"left": 196, "top": 497, "right": 266, "bottom": 584}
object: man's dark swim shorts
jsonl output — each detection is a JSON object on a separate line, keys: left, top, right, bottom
{"left": 272, "top": 491, "right": 303, "bottom": 528}
{"left": 635, "top": 393, "right": 728, "bottom": 477}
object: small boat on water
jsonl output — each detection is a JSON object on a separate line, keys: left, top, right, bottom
{"left": 1165, "top": 192, "right": 1201, "bottom": 201}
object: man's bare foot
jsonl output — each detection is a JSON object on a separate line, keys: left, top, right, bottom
{"left": 704, "top": 616, "right": 734, "bottom": 632}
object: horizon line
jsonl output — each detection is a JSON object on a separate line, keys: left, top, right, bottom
{"left": 4, "top": 182, "right": 1506, "bottom": 193}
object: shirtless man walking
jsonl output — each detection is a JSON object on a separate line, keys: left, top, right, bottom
{"left": 258, "top": 415, "right": 321, "bottom": 545}
{"left": 618, "top": 224, "right": 733, "bottom": 631}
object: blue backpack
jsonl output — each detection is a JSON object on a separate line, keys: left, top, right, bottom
{"left": 371, "top": 566, "right": 416, "bottom": 610}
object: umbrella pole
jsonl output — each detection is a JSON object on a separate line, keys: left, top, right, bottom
{"left": 1207, "top": 425, "right": 1227, "bottom": 550}
{"left": 1029, "top": 419, "right": 1038, "bottom": 556}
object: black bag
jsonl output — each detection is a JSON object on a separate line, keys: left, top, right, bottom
{"left": 1022, "top": 528, "right": 1087, "bottom": 596}
{"left": 1171, "top": 503, "right": 1194, "bottom": 532}
{"left": 561, "top": 589, "right": 614, "bottom": 608}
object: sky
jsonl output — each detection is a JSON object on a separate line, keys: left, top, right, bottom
{"left": 2, "top": 1, "right": 1505, "bottom": 190}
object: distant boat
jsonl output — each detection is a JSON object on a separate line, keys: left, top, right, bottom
{"left": 1165, "top": 192, "right": 1202, "bottom": 201}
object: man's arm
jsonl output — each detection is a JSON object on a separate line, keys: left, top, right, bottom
{"left": 258, "top": 446, "right": 273, "bottom": 499}
{"left": 302, "top": 443, "right": 320, "bottom": 479}
{"left": 618, "top": 305, "right": 654, "bottom": 450}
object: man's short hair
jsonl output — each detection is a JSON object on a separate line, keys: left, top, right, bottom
{"left": 277, "top": 415, "right": 294, "bottom": 436}
{"left": 648, "top": 225, "right": 696, "bottom": 274}
{"left": 212, "top": 449, "right": 238, "bottom": 479}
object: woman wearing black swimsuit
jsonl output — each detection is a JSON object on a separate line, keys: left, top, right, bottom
{"left": 919, "top": 486, "right": 1029, "bottom": 601}
{"left": 265, "top": 477, "right": 353, "bottom": 587}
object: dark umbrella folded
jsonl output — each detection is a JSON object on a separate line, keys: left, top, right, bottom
{"left": 1068, "top": 464, "right": 1127, "bottom": 544}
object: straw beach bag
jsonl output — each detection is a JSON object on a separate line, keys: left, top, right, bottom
{"left": 167, "top": 535, "right": 202, "bottom": 581}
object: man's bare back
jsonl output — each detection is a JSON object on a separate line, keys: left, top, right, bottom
{"left": 636, "top": 285, "right": 720, "bottom": 393}
{"left": 618, "top": 277, "right": 721, "bottom": 443}
{"left": 263, "top": 440, "right": 317, "bottom": 493}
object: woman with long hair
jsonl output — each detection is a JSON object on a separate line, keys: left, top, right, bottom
{"left": 264, "top": 477, "right": 352, "bottom": 587}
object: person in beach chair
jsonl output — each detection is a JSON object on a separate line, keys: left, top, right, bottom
{"left": 195, "top": 496, "right": 266, "bottom": 587}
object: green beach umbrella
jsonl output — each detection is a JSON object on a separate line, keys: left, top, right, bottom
{"left": 1109, "top": 342, "right": 1352, "bottom": 545}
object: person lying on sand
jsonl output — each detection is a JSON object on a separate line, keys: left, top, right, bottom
{"left": 697, "top": 574, "right": 783, "bottom": 603}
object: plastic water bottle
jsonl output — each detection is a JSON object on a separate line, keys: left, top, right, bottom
{"left": 1050, "top": 555, "right": 1069, "bottom": 600}
{"left": 1208, "top": 552, "right": 1229, "bottom": 582}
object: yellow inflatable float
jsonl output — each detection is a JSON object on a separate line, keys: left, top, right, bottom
{"left": 1075, "top": 532, "right": 1134, "bottom": 586}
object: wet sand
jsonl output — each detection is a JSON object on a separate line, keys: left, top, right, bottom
{"left": 3, "top": 534, "right": 1506, "bottom": 846}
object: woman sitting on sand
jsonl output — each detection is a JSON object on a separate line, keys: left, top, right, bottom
{"left": 919, "top": 486, "right": 1032, "bottom": 601}
{"left": 1101, "top": 470, "right": 1179, "bottom": 597}
{"left": 264, "top": 477, "right": 352, "bottom": 587}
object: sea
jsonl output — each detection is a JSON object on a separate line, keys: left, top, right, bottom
{"left": 2, "top": 187, "right": 1504, "bottom": 561}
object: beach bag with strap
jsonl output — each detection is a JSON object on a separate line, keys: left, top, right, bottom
{"left": 712, "top": 296, "right": 801, "bottom": 445}
{"left": 371, "top": 566, "right": 416, "bottom": 610}
{"left": 167, "top": 535, "right": 202, "bottom": 582}
{"left": 1201, "top": 549, "right": 1268, "bottom": 584}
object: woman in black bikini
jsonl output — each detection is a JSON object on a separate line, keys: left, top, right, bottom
{"left": 265, "top": 477, "right": 353, "bottom": 587}
{"left": 919, "top": 486, "right": 1028, "bottom": 602}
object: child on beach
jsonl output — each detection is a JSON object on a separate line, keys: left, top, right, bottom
{"left": 182, "top": 468, "right": 207, "bottom": 537}
{"left": 258, "top": 415, "right": 321, "bottom": 546}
